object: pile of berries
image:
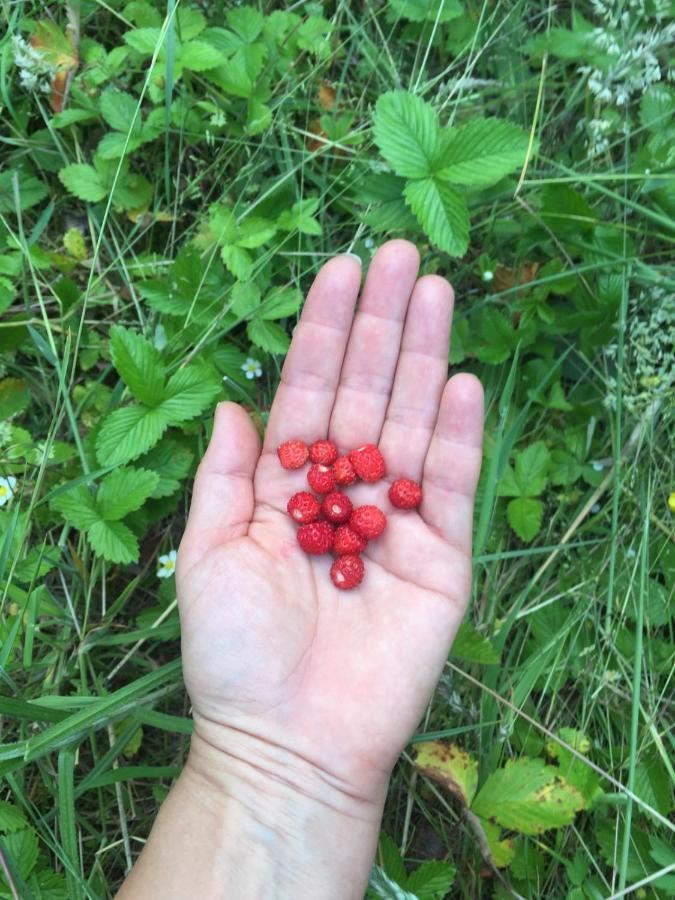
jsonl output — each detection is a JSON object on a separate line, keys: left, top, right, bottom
{"left": 277, "top": 438, "right": 422, "bottom": 591}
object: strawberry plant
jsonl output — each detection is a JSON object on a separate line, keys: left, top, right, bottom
{"left": 0, "top": 0, "right": 672, "bottom": 896}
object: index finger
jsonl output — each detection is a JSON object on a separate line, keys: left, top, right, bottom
{"left": 263, "top": 254, "right": 362, "bottom": 450}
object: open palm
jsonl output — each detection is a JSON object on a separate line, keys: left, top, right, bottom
{"left": 176, "top": 241, "right": 483, "bottom": 801}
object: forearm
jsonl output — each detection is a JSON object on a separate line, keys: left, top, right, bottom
{"left": 117, "top": 726, "right": 386, "bottom": 899}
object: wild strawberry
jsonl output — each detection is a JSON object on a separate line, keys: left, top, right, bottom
{"left": 349, "top": 444, "right": 385, "bottom": 482}
{"left": 333, "top": 525, "right": 367, "bottom": 556}
{"left": 297, "top": 521, "right": 334, "bottom": 555}
{"left": 389, "top": 478, "right": 422, "bottom": 510}
{"left": 307, "top": 463, "right": 336, "bottom": 494}
{"left": 321, "top": 491, "right": 353, "bottom": 524}
{"left": 287, "top": 491, "right": 321, "bottom": 524}
{"left": 330, "top": 554, "right": 365, "bottom": 590}
{"left": 309, "top": 439, "right": 338, "bottom": 466}
{"left": 333, "top": 455, "right": 357, "bottom": 486}
{"left": 350, "top": 505, "right": 387, "bottom": 540}
{"left": 277, "top": 439, "right": 309, "bottom": 470}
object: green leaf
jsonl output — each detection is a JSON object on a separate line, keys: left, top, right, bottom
{"left": 52, "top": 107, "right": 98, "bottom": 128}
{"left": 0, "top": 802, "right": 27, "bottom": 833}
{"left": 259, "top": 286, "right": 303, "bottom": 320}
{"left": 248, "top": 317, "right": 290, "bottom": 354}
{"left": 179, "top": 40, "right": 225, "bottom": 71}
{"left": 100, "top": 89, "right": 141, "bottom": 134}
{"left": 96, "top": 467, "right": 159, "bottom": 520}
{"left": 389, "top": 0, "right": 463, "bottom": 23}
{"left": 515, "top": 441, "right": 550, "bottom": 496}
{"left": 546, "top": 729, "right": 602, "bottom": 807}
{"left": 51, "top": 485, "right": 100, "bottom": 531}
{"left": 96, "top": 131, "right": 145, "bottom": 160}
{"left": 125, "top": 1, "right": 162, "bottom": 27}
{"left": 507, "top": 497, "right": 543, "bottom": 541}
{"left": 138, "top": 439, "right": 193, "bottom": 498}
{"left": 404, "top": 178, "right": 469, "bottom": 257}
{"left": 414, "top": 740, "right": 478, "bottom": 806}
{"left": 58, "top": 164, "right": 107, "bottom": 202}
{"left": 1, "top": 827, "right": 38, "bottom": 882}
{"left": 96, "top": 405, "right": 169, "bottom": 465}
{"left": 405, "top": 860, "right": 456, "bottom": 900}
{"left": 124, "top": 27, "right": 162, "bottom": 54}
{"left": 640, "top": 84, "right": 674, "bottom": 132}
{"left": 138, "top": 280, "right": 188, "bottom": 316}
{"left": 227, "top": 6, "right": 264, "bottom": 41}
{"left": 87, "top": 519, "right": 139, "bottom": 563}
{"left": 373, "top": 91, "right": 439, "bottom": 179}
{"left": 236, "top": 217, "right": 277, "bottom": 249}
{"left": 230, "top": 281, "right": 261, "bottom": 318}
{"left": 277, "top": 198, "right": 322, "bottom": 235}
{"left": 0, "top": 378, "right": 30, "bottom": 419}
{"left": 436, "top": 118, "right": 530, "bottom": 186}
{"left": 471, "top": 757, "right": 584, "bottom": 835}
{"left": 474, "top": 308, "right": 517, "bottom": 365}
{"left": 369, "top": 867, "right": 419, "bottom": 900}
{"left": 221, "top": 244, "right": 253, "bottom": 280}
{"left": 0, "top": 170, "right": 49, "bottom": 213}
{"left": 0, "top": 278, "right": 14, "bottom": 314}
{"left": 110, "top": 325, "right": 165, "bottom": 406}
{"left": 112, "top": 173, "right": 153, "bottom": 210}
{"left": 377, "top": 833, "right": 407, "bottom": 885}
{"left": 159, "top": 365, "right": 221, "bottom": 425}
{"left": 451, "top": 620, "right": 500, "bottom": 664}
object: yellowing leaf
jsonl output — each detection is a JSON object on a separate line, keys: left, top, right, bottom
{"left": 414, "top": 740, "right": 478, "bottom": 806}
{"left": 63, "top": 228, "right": 87, "bottom": 261}
{"left": 471, "top": 757, "right": 584, "bottom": 835}
{"left": 31, "top": 21, "right": 78, "bottom": 70}
{"left": 478, "top": 819, "right": 515, "bottom": 868}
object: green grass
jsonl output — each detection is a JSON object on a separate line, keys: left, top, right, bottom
{"left": 1, "top": 0, "right": 674, "bottom": 897}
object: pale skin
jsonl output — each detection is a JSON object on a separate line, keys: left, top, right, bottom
{"left": 118, "top": 240, "right": 484, "bottom": 899}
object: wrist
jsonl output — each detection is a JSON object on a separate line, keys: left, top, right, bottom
{"left": 188, "top": 713, "right": 388, "bottom": 814}
{"left": 179, "top": 720, "right": 386, "bottom": 898}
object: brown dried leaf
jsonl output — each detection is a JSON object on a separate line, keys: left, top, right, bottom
{"left": 318, "top": 81, "right": 336, "bottom": 110}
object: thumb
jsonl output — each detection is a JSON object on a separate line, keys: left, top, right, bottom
{"left": 178, "top": 402, "right": 261, "bottom": 571}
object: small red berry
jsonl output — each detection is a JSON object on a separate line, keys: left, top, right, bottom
{"left": 309, "top": 439, "right": 338, "bottom": 466}
{"left": 333, "top": 455, "right": 357, "bottom": 486}
{"left": 277, "top": 439, "right": 309, "bottom": 470}
{"left": 287, "top": 491, "right": 321, "bottom": 524}
{"left": 349, "top": 444, "right": 385, "bottom": 482}
{"left": 334, "top": 525, "right": 367, "bottom": 555}
{"left": 307, "top": 463, "right": 336, "bottom": 494}
{"left": 330, "top": 555, "right": 365, "bottom": 590}
{"left": 297, "top": 521, "right": 334, "bottom": 555}
{"left": 321, "top": 491, "right": 353, "bottom": 524}
{"left": 389, "top": 478, "right": 422, "bottom": 510}
{"left": 350, "top": 505, "right": 387, "bottom": 540}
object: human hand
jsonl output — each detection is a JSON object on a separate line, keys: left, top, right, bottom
{"left": 177, "top": 240, "right": 483, "bottom": 819}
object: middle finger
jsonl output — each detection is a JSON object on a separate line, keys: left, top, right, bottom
{"left": 329, "top": 240, "right": 420, "bottom": 449}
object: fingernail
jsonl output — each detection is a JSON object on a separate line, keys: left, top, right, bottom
{"left": 343, "top": 252, "right": 362, "bottom": 265}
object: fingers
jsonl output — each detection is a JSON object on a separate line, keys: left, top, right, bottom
{"left": 178, "top": 402, "right": 261, "bottom": 569}
{"left": 328, "top": 240, "right": 420, "bottom": 448}
{"left": 421, "top": 374, "right": 484, "bottom": 555}
{"left": 263, "top": 255, "right": 362, "bottom": 450}
{"left": 378, "top": 275, "right": 454, "bottom": 479}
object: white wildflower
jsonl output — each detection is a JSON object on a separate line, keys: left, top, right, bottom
{"left": 241, "top": 357, "right": 262, "bottom": 380}
{"left": 0, "top": 475, "right": 17, "bottom": 507}
{"left": 482, "top": 270, "right": 494, "bottom": 282}
{"left": 157, "top": 549, "right": 177, "bottom": 579}
{"left": 12, "top": 34, "right": 55, "bottom": 95}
